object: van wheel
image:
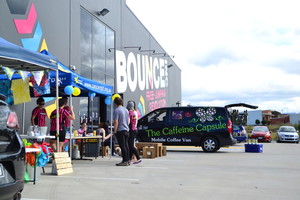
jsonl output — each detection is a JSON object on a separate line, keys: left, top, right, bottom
{"left": 201, "top": 137, "right": 219, "bottom": 152}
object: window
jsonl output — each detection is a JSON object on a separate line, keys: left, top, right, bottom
{"left": 147, "top": 109, "right": 166, "bottom": 123}
{"left": 80, "top": 8, "right": 115, "bottom": 122}
{"left": 172, "top": 111, "right": 183, "bottom": 120}
{"left": 80, "top": 8, "right": 115, "bottom": 86}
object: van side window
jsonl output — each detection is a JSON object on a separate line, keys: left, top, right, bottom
{"left": 172, "top": 111, "right": 183, "bottom": 120}
{"left": 147, "top": 109, "right": 166, "bottom": 122}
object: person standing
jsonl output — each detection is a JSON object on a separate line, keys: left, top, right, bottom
{"left": 62, "top": 96, "right": 72, "bottom": 134}
{"left": 31, "top": 97, "right": 47, "bottom": 127}
{"left": 127, "top": 101, "right": 142, "bottom": 164}
{"left": 49, "top": 98, "right": 75, "bottom": 152}
{"left": 113, "top": 97, "right": 130, "bottom": 166}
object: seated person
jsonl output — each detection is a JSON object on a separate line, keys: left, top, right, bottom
{"left": 97, "top": 122, "right": 117, "bottom": 156}
{"left": 78, "top": 122, "right": 87, "bottom": 136}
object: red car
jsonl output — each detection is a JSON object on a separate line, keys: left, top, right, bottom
{"left": 250, "top": 126, "right": 272, "bottom": 142}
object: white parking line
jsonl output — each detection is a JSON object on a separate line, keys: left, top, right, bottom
{"left": 56, "top": 176, "right": 140, "bottom": 182}
{"left": 132, "top": 166, "right": 168, "bottom": 169}
{"left": 22, "top": 199, "right": 49, "bottom": 200}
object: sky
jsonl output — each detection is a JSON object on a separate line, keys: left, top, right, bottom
{"left": 126, "top": 0, "right": 300, "bottom": 113}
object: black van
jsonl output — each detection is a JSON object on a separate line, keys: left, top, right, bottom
{"left": 137, "top": 106, "right": 237, "bottom": 152}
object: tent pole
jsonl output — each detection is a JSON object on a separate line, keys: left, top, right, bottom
{"left": 22, "top": 102, "right": 25, "bottom": 134}
{"left": 110, "top": 97, "right": 113, "bottom": 159}
{"left": 69, "top": 94, "right": 73, "bottom": 159}
{"left": 56, "top": 69, "right": 60, "bottom": 152}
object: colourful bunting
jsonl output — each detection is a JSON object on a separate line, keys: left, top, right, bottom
{"left": 18, "top": 70, "right": 30, "bottom": 81}
{"left": 29, "top": 70, "right": 50, "bottom": 97}
{"left": 11, "top": 78, "right": 31, "bottom": 104}
{"left": 31, "top": 71, "right": 44, "bottom": 86}
{"left": 1, "top": 65, "right": 16, "bottom": 80}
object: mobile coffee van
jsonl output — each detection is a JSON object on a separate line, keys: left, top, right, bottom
{"left": 137, "top": 106, "right": 236, "bottom": 152}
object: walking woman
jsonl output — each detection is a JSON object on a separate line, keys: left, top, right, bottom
{"left": 113, "top": 97, "right": 130, "bottom": 166}
{"left": 127, "top": 101, "right": 142, "bottom": 164}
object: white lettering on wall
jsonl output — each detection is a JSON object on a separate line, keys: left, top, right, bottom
{"left": 116, "top": 50, "right": 127, "bottom": 92}
{"left": 127, "top": 52, "right": 137, "bottom": 92}
{"left": 116, "top": 50, "right": 168, "bottom": 93}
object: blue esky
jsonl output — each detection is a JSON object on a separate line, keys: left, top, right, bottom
{"left": 126, "top": 0, "right": 300, "bottom": 113}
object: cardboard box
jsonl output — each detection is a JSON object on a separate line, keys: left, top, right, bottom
{"left": 142, "top": 146, "right": 156, "bottom": 158}
{"left": 245, "top": 144, "right": 263, "bottom": 153}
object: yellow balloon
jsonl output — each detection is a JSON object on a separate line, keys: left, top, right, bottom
{"left": 112, "top": 94, "right": 121, "bottom": 101}
{"left": 72, "top": 87, "right": 81, "bottom": 96}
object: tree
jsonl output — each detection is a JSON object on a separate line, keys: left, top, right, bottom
{"left": 255, "top": 119, "right": 260, "bottom": 125}
{"left": 261, "top": 120, "right": 267, "bottom": 125}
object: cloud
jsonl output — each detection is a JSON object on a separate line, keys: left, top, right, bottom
{"left": 126, "top": 0, "right": 300, "bottom": 113}
{"left": 181, "top": 62, "right": 300, "bottom": 112}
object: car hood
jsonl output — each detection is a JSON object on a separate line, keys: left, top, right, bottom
{"left": 278, "top": 131, "right": 299, "bottom": 136}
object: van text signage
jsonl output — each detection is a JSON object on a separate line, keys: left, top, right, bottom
{"left": 145, "top": 122, "right": 227, "bottom": 137}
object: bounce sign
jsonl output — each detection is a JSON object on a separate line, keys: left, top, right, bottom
{"left": 116, "top": 50, "right": 169, "bottom": 113}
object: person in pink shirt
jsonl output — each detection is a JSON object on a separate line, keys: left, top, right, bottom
{"left": 62, "top": 96, "right": 71, "bottom": 133}
{"left": 31, "top": 97, "right": 47, "bottom": 127}
{"left": 78, "top": 122, "right": 87, "bottom": 136}
{"left": 127, "top": 101, "right": 142, "bottom": 164}
{"left": 49, "top": 98, "right": 75, "bottom": 152}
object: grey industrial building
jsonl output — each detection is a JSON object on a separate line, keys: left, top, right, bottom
{"left": 0, "top": 0, "right": 181, "bottom": 131}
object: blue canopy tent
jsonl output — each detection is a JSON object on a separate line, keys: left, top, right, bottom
{"left": 0, "top": 37, "right": 58, "bottom": 73}
{"left": 0, "top": 37, "right": 61, "bottom": 149}
{"left": 40, "top": 50, "right": 114, "bottom": 158}
{"left": 48, "top": 68, "right": 113, "bottom": 97}
{"left": 40, "top": 50, "right": 113, "bottom": 97}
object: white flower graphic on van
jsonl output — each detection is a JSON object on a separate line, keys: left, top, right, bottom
{"left": 195, "top": 107, "right": 217, "bottom": 123}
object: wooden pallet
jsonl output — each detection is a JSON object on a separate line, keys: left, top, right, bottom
{"left": 51, "top": 152, "right": 73, "bottom": 175}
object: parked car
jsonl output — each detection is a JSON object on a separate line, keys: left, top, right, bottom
{"left": 277, "top": 126, "right": 299, "bottom": 143}
{"left": 137, "top": 106, "right": 237, "bottom": 152}
{"left": 233, "top": 125, "right": 247, "bottom": 142}
{"left": 0, "top": 94, "right": 25, "bottom": 200}
{"left": 250, "top": 126, "right": 272, "bottom": 142}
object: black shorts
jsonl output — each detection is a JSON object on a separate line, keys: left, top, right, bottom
{"left": 50, "top": 130, "right": 66, "bottom": 142}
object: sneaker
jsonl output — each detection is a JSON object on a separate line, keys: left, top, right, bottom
{"left": 133, "top": 160, "right": 142, "bottom": 164}
{"left": 116, "top": 162, "right": 129, "bottom": 166}
{"left": 112, "top": 153, "right": 118, "bottom": 156}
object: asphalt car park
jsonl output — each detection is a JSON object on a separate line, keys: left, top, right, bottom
{"left": 22, "top": 142, "right": 300, "bottom": 200}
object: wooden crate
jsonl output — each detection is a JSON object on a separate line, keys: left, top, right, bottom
{"left": 142, "top": 146, "right": 156, "bottom": 159}
{"left": 100, "top": 146, "right": 109, "bottom": 156}
{"left": 52, "top": 152, "right": 73, "bottom": 175}
{"left": 162, "top": 146, "right": 167, "bottom": 156}
{"left": 136, "top": 142, "right": 162, "bottom": 157}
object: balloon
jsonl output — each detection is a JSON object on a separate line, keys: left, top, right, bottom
{"left": 112, "top": 94, "right": 121, "bottom": 101}
{"left": 88, "top": 92, "right": 96, "bottom": 98}
{"left": 64, "top": 85, "right": 74, "bottom": 95}
{"left": 72, "top": 87, "right": 81, "bottom": 96}
{"left": 105, "top": 96, "right": 112, "bottom": 105}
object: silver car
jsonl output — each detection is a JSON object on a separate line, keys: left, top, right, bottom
{"left": 277, "top": 126, "right": 299, "bottom": 143}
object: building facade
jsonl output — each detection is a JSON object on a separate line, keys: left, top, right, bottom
{"left": 0, "top": 0, "right": 181, "bottom": 130}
